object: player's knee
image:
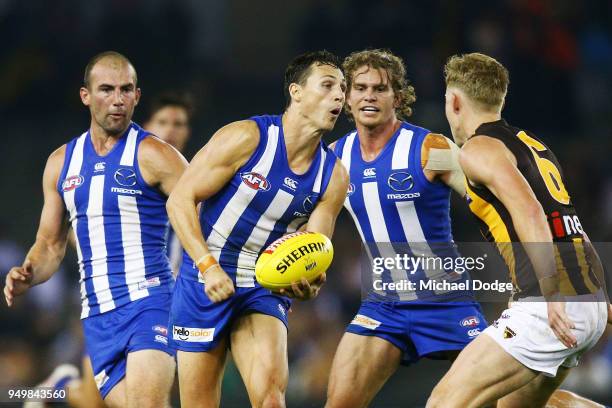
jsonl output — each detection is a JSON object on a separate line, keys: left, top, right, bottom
{"left": 257, "top": 388, "right": 285, "bottom": 408}
{"left": 427, "top": 382, "right": 457, "bottom": 408}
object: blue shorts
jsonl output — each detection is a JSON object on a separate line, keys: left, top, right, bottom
{"left": 169, "top": 278, "right": 291, "bottom": 352}
{"left": 347, "top": 301, "right": 488, "bottom": 365}
{"left": 82, "top": 292, "right": 174, "bottom": 398}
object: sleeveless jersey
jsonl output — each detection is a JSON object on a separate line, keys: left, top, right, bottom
{"left": 466, "top": 119, "right": 601, "bottom": 298}
{"left": 179, "top": 114, "right": 337, "bottom": 287}
{"left": 59, "top": 123, "right": 173, "bottom": 318}
{"left": 334, "top": 122, "right": 471, "bottom": 302}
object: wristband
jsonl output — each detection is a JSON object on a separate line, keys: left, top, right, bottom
{"left": 196, "top": 254, "right": 218, "bottom": 277}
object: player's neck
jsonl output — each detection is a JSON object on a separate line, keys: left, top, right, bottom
{"left": 356, "top": 117, "right": 400, "bottom": 162}
{"left": 281, "top": 112, "right": 322, "bottom": 175}
{"left": 465, "top": 111, "right": 501, "bottom": 140}
{"left": 89, "top": 121, "right": 128, "bottom": 155}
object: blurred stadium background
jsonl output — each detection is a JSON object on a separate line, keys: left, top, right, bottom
{"left": 0, "top": 0, "right": 610, "bottom": 406}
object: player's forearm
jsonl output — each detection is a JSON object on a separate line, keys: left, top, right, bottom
{"left": 166, "top": 193, "right": 211, "bottom": 262}
{"left": 510, "top": 203, "right": 559, "bottom": 297}
{"left": 26, "top": 237, "right": 67, "bottom": 286}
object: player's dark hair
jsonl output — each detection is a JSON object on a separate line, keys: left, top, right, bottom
{"left": 147, "top": 91, "right": 195, "bottom": 121}
{"left": 343, "top": 49, "right": 416, "bottom": 121}
{"left": 284, "top": 50, "right": 342, "bottom": 108}
{"left": 83, "top": 51, "right": 137, "bottom": 89}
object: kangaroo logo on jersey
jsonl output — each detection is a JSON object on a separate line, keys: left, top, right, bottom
{"left": 241, "top": 172, "right": 271, "bottom": 191}
{"left": 388, "top": 172, "right": 414, "bottom": 192}
{"left": 62, "top": 175, "right": 84, "bottom": 192}
{"left": 114, "top": 168, "right": 137, "bottom": 187}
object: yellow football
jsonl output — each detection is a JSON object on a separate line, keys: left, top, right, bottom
{"left": 255, "top": 231, "right": 333, "bottom": 290}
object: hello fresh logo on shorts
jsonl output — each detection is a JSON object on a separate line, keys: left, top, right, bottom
{"left": 173, "top": 325, "right": 215, "bottom": 342}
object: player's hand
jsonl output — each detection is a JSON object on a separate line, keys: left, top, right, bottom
{"left": 4, "top": 260, "right": 34, "bottom": 307}
{"left": 547, "top": 300, "right": 577, "bottom": 348}
{"left": 279, "top": 272, "right": 326, "bottom": 301}
{"left": 202, "top": 265, "right": 235, "bottom": 303}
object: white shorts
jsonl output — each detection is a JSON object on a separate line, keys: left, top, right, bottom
{"left": 483, "top": 291, "right": 607, "bottom": 377}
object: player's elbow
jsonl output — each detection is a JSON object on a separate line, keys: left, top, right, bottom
{"left": 165, "top": 192, "right": 183, "bottom": 226}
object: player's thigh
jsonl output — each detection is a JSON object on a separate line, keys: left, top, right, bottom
{"left": 428, "top": 333, "right": 538, "bottom": 408}
{"left": 67, "top": 355, "right": 106, "bottom": 408}
{"left": 326, "top": 332, "right": 402, "bottom": 408}
{"left": 176, "top": 338, "right": 228, "bottom": 408}
{"left": 230, "top": 313, "right": 288, "bottom": 405}
{"left": 498, "top": 367, "right": 570, "bottom": 408}
{"left": 103, "top": 379, "right": 126, "bottom": 408}
{"left": 125, "top": 349, "right": 175, "bottom": 408}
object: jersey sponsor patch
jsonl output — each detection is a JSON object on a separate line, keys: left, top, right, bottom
{"left": 172, "top": 325, "right": 215, "bottom": 342}
{"left": 350, "top": 314, "right": 382, "bottom": 330}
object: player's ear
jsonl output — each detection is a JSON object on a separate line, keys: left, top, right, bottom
{"left": 134, "top": 87, "right": 141, "bottom": 106}
{"left": 289, "top": 83, "right": 302, "bottom": 104}
{"left": 80, "top": 87, "right": 90, "bottom": 106}
{"left": 452, "top": 91, "right": 461, "bottom": 114}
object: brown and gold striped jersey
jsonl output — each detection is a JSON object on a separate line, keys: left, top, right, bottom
{"left": 465, "top": 119, "right": 601, "bottom": 299}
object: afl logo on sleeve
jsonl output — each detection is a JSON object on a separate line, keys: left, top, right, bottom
{"left": 241, "top": 172, "right": 271, "bottom": 191}
{"left": 62, "top": 175, "right": 84, "bottom": 192}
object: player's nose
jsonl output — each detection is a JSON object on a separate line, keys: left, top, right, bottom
{"left": 112, "top": 89, "right": 124, "bottom": 105}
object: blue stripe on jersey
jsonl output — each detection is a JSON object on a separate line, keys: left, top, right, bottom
{"left": 334, "top": 122, "right": 472, "bottom": 302}
{"left": 59, "top": 123, "right": 173, "bottom": 318}
{"left": 179, "top": 114, "right": 338, "bottom": 287}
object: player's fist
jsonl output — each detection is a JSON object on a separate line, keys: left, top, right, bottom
{"left": 203, "top": 265, "right": 235, "bottom": 303}
{"left": 280, "top": 272, "right": 326, "bottom": 301}
{"left": 4, "top": 260, "right": 34, "bottom": 307}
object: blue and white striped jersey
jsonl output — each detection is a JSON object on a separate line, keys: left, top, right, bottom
{"left": 59, "top": 123, "right": 173, "bottom": 318}
{"left": 333, "top": 122, "right": 471, "bottom": 302}
{"left": 179, "top": 114, "right": 337, "bottom": 287}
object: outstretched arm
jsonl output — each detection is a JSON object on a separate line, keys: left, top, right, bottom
{"left": 166, "top": 120, "right": 260, "bottom": 302}
{"left": 4, "top": 146, "right": 70, "bottom": 306}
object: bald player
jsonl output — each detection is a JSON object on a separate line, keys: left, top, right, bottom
{"left": 5, "top": 51, "right": 188, "bottom": 408}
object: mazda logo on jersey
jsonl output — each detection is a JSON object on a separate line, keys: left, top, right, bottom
{"left": 241, "top": 172, "right": 271, "bottom": 191}
{"left": 387, "top": 172, "right": 414, "bottom": 192}
{"left": 302, "top": 194, "right": 316, "bottom": 213}
{"left": 114, "top": 168, "right": 137, "bottom": 187}
{"left": 62, "top": 175, "right": 84, "bottom": 192}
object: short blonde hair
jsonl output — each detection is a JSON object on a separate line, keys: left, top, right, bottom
{"left": 343, "top": 49, "right": 416, "bottom": 121}
{"left": 444, "top": 53, "right": 509, "bottom": 111}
